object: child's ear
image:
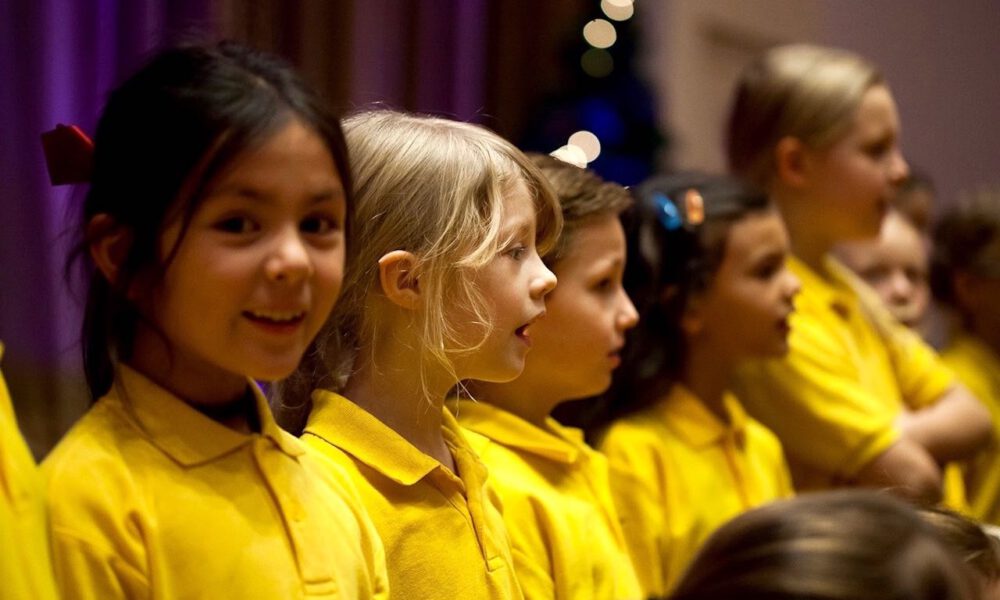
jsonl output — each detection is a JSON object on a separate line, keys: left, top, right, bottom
{"left": 87, "top": 213, "right": 133, "bottom": 286}
{"left": 378, "top": 250, "right": 422, "bottom": 310}
{"left": 680, "top": 297, "right": 705, "bottom": 337}
{"left": 774, "top": 136, "right": 810, "bottom": 188}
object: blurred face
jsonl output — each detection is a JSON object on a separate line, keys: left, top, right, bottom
{"left": 959, "top": 247, "right": 1000, "bottom": 353}
{"left": 804, "top": 85, "right": 910, "bottom": 241}
{"left": 137, "top": 118, "right": 346, "bottom": 399}
{"left": 506, "top": 215, "right": 638, "bottom": 403}
{"left": 454, "top": 181, "right": 557, "bottom": 382}
{"left": 693, "top": 210, "right": 800, "bottom": 361}
{"left": 834, "top": 211, "right": 930, "bottom": 327}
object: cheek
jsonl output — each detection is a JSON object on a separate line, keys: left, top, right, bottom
{"left": 314, "top": 248, "right": 346, "bottom": 298}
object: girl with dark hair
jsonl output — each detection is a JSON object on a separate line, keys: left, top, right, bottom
{"left": 42, "top": 43, "right": 387, "bottom": 598}
{"left": 597, "top": 173, "right": 800, "bottom": 598}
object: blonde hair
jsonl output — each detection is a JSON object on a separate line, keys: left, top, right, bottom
{"left": 727, "top": 44, "right": 883, "bottom": 188}
{"left": 277, "top": 111, "right": 561, "bottom": 418}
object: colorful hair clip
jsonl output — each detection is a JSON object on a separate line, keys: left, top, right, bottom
{"left": 41, "top": 124, "right": 94, "bottom": 185}
{"left": 653, "top": 192, "right": 683, "bottom": 231}
{"left": 684, "top": 188, "right": 705, "bottom": 226}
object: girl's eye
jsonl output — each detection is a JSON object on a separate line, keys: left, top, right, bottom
{"left": 754, "top": 260, "right": 782, "bottom": 280}
{"left": 593, "top": 277, "right": 613, "bottom": 292}
{"left": 865, "top": 141, "right": 891, "bottom": 158}
{"left": 505, "top": 245, "right": 527, "bottom": 261}
{"left": 214, "top": 216, "right": 257, "bottom": 234}
{"left": 301, "top": 215, "right": 341, "bottom": 235}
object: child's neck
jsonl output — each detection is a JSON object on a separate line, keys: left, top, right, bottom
{"left": 682, "top": 341, "right": 734, "bottom": 424}
{"left": 771, "top": 186, "right": 834, "bottom": 275}
{"left": 129, "top": 328, "right": 255, "bottom": 434}
{"left": 343, "top": 349, "right": 457, "bottom": 472}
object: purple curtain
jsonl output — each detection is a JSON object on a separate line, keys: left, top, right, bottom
{"left": 0, "top": 0, "right": 220, "bottom": 455}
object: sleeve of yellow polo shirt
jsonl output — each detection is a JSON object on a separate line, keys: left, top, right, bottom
{"left": 0, "top": 346, "right": 59, "bottom": 600}
{"left": 44, "top": 441, "right": 151, "bottom": 599}
{"left": 302, "top": 445, "right": 390, "bottom": 600}
{"left": 866, "top": 298, "right": 955, "bottom": 410}
{"left": 735, "top": 310, "right": 901, "bottom": 480}
{"left": 600, "top": 426, "right": 670, "bottom": 600}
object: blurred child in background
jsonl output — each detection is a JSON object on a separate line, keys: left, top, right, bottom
{"left": 670, "top": 490, "right": 980, "bottom": 600}
{"left": 727, "top": 43, "right": 990, "bottom": 502}
{"left": 932, "top": 190, "right": 1000, "bottom": 525}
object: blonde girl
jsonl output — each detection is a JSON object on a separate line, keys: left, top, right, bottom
{"left": 42, "top": 43, "right": 387, "bottom": 599}
{"left": 727, "top": 43, "right": 990, "bottom": 503}
{"left": 280, "top": 110, "right": 560, "bottom": 599}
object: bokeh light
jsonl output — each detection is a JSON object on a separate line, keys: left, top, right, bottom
{"left": 568, "top": 130, "right": 601, "bottom": 162}
{"left": 582, "top": 19, "right": 617, "bottom": 49}
{"left": 550, "top": 145, "right": 589, "bottom": 168}
{"left": 581, "top": 48, "right": 614, "bottom": 77}
{"left": 601, "top": 0, "right": 634, "bottom": 21}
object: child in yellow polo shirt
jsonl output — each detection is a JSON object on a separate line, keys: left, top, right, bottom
{"left": 726, "top": 43, "right": 991, "bottom": 501}
{"left": 276, "top": 110, "right": 560, "bottom": 599}
{"left": 42, "top": 43, "right": 387, "bottom": 599}
{"left": 0, "top": 343, "right": 58, "bottom": 600}
{"left": 594, "top": 173, "right": 799, "bottom": 597}
{"left": 931, "top": 190, "right": 1000, "bottom": 524}
{"left": 456, "top": 153, "right": 642, "bottom": 599}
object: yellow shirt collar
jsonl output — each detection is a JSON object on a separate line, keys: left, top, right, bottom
{"left": 306, "top": 390, "right": 485, "bottom": 486}
{"left": 113, "top": 364, "right": 302, "bottom": 466}
{"left": 656, "top": 385, "right": 747, "bottom": 449}
{"left": 789, "top": 255, "right": 861, "bottom": 318}
{"left": 456, "top": 400, "right": 582, "bottom": 464}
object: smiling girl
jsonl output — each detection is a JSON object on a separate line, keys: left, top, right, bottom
{"left": 43, "top": 43, "right": 387, "bottom": 599}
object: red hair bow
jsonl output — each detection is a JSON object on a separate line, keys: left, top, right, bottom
{"left": 41, "top": 124, "right": 94, "bottom": 185}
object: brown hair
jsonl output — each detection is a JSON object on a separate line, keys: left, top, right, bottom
{"left": 671, "top": 490, "right": 978, "bottom": 600}
{"left": 919, "top": 505, "right": 1000, "bottom": 583}
{"left": 526, "top": 153, "right": 632, "bottom": 264}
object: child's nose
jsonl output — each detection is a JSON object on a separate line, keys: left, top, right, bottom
{"left": 531, "top": 257, "right": 557, "bottom": 300}
{"left": 888, "top": 148, "right": 910, "bottom": 186}
{"left": 266, "top": 228, "right": 312, "bottom": 283}
{"left": 617, "top": 290, "right": 639, "bottom": 331}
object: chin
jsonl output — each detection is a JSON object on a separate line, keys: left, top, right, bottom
{"left": 245, "top": 358, "right": 301, "bottom": 383}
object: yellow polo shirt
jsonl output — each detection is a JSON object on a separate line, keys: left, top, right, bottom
{"left": 43, "top": 365, "right": 388, "bottom": 599}
{"left": 303, "top": 390, "right": 524, "bottom": 600}
{"left": 0, "top": 343, "right": 58, "bottom": 599}
{"left": 731, "top": 256, "right": 956, "bottom": 490}
{"left": 942, "top": 334, "right": 1000, "bottom": 523}
{"left": 456, "top": 400, "right": 643, "bottom": 600}
{"left": 600, "top": 385, "right": 792, "bottom": 598}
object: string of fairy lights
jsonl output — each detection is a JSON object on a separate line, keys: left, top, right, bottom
{"left": 551, "top": 0, "right": 636, "bottom": 168}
